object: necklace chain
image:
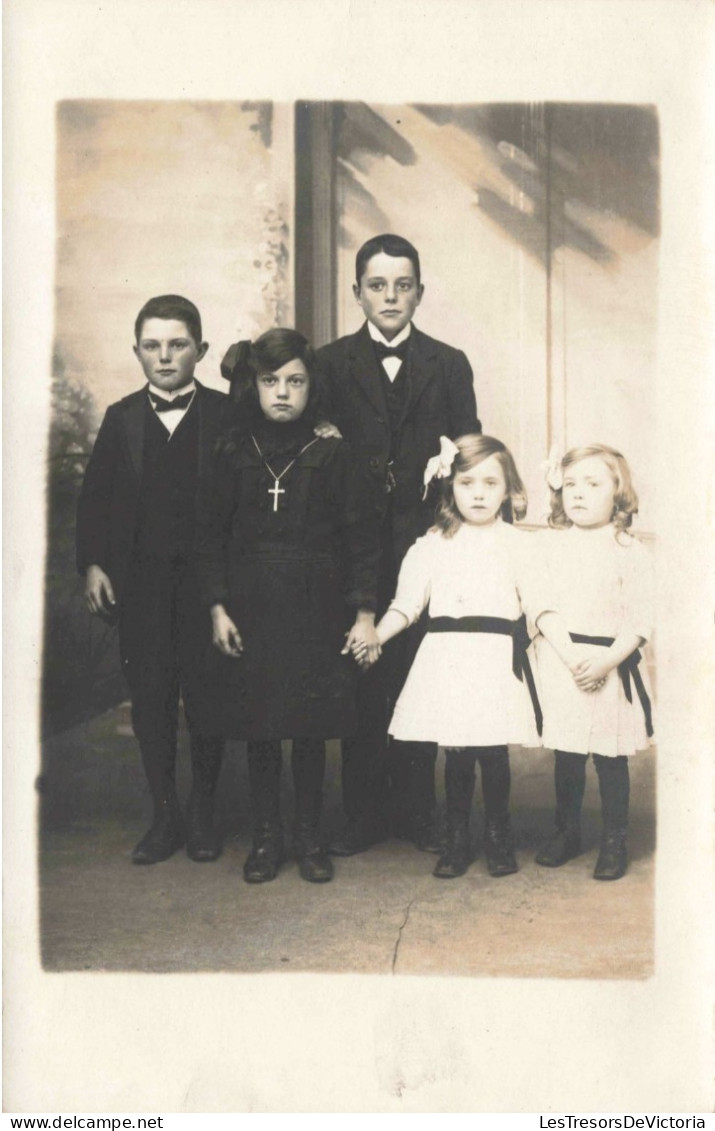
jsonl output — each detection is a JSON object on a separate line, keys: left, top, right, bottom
{"left": 251, "top": 433, "right": 320, "bottom": 511}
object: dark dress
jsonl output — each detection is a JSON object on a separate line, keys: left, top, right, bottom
{"left": 195, "top": 415, "right": 379, "bottom": 740}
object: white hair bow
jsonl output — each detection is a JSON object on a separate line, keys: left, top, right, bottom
{"left": 542, "top": 444, "right": 564, "bottom": 490}
{"left": 422, "top": 436, "right": 460, "bottom": 499}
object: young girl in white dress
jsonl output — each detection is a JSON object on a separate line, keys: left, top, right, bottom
{"left": 532, "top": 444, "right": 654, "bottom": 881}
{"left": 354, "top": 434, "right": 542, "bottom": 880}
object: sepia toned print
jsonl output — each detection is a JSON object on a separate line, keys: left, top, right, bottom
{"left": 40, "top": 100, "right": 659, "bottom": 978}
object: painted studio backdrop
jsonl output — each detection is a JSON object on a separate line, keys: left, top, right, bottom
{"left": 44, "top": 100, "right": 659, "bottom": 735}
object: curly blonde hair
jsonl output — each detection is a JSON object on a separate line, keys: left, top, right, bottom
{"left": 432, "top": 434, "right": 527, "bottom": 537}
{"left": 549, "top": 444, "right": 639, "bottom": 534}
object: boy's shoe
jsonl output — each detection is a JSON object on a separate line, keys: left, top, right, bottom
{"left": 407, "top": 813, "right": 444, "bottom": 854}
{"left": 185, "top": 794, "right": 221, "bottom": 863}
{"left": 535, "top": 828, "right": 582, "bottom": 868}
{"left": 328, "top": 815, "right": 388, "bottom": 856}
{"left": 132, "top": 804, "right": 184, "bottom": 865}
{"left": 484, "top": 818, "right": 518, "bottom": 877}
{"left": 294, "top": 814, "right": 333, "bottom": 883}
{"left": 593, "top": 828, "right": 628, "bottom": 881}
{"left": 433, "top": 814, "right": 471, "bottom": 878}
{"left": 243, "top": 825, "right": 285, "bottom": 883}
{"left": 295, "top": 843, "right": 334, "bottom": 883}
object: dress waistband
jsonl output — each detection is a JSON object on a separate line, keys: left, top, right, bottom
{"left": 427, "top": 613, "right": 542, "bottom": 736}
{"left": 568, "top": 632, "right": 654, "bottom": 737}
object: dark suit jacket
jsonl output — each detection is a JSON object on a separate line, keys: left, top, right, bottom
{"left": 76, "top": 380, "right": 228, "bottom": 608}
{"left": 316, "top": 323, "right": 480, "bottom": 567}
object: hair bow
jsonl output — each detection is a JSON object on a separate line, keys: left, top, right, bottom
{"left": 542, "top": 444, "right": 564, "bottom": 491}
{"left": 422, "top": 436, "right": 460, "bottom": 499}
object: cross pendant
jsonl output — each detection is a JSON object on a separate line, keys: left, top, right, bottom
{"left": 268, "top": 479, "right": 285, "bottom": 512}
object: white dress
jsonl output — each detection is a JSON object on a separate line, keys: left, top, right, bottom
{"left": 530, "top": 524, "right": 655, "bottom": 758}
{"left": 387, "top": 520, "right": 541, "bottom": 748}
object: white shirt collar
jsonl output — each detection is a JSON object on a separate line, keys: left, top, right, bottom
{"left": 366, "top": 321, "right": 412, "bottom": 349}
{"left": 147, "top": 380, "right": 196, "bottom": 403}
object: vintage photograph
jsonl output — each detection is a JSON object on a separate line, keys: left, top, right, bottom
{"left": 5, "top": 0, "right": 712, "bottom": 1116}
{"left": 41, "top": 100, "right": 659, "bottom": 978}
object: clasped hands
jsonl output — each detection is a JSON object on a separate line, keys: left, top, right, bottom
{"left": 566, "top": 645, "right": 612, "bottom": 693}
{"left": 342, "top": 613, "right": 381, "bottom": 670}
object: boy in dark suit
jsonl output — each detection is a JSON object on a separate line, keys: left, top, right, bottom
{"left": 76, "top": 295, "right": 226, "bottom": 865}
{"left": 316, "top": 234, "right": 481, "bottom": 856}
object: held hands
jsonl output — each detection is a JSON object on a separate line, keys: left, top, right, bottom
{"left": 211, "top": 604, "right": 244, "bottom": 659}
{"left": 85, "top": 565, "right": 117, "bottom": 620}
{"left": 342, "top": 611, "right": 381, "bottom": 670}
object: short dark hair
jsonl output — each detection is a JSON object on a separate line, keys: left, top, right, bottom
{"left": 355, "top": 234, "right": 421, "bottom": 287}
{"left": 134, "top": 295, "right": 203, "bottom": 345}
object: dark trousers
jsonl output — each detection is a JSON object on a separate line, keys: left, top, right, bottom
{"left": 118, "top": 553, "right": 224, "bottom": 810}
{"left": 341, "top": 507, "right": 436, "bottom": 826}
{"left": 553, "top": 750, "right": 630, "bottom": 831}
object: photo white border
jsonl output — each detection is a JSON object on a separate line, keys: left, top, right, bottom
{"left": 4, "top": 0, "right": 713, "bottom": 1113}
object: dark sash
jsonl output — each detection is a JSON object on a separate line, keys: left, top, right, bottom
{"left": 568, "top": 632, "right": 654, "bottom": 737}
{"left": 426, "top": 613, "right": 543, "bottom": 736}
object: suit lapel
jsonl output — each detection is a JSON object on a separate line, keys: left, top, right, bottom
{"left": 121, "top": 390, "right": 147, "bottom": 481}
{"left": 348, "top": 324, "right": 388, "bottom": 418}
{"left": 403, "top": 327, "right": 438, "bottom": 421}
{"left": 194, "top": 380, "right": 215, "bottom": 479}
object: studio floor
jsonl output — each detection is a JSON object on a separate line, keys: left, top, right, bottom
{"left": 39, "top": 703, "right": 656, "bottom": 979}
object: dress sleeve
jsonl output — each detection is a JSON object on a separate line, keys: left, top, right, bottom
{"left": 517, "top": 529, "right": 559, "bottom": 628}
{"left": 386, "top": 535, "right": 434, "bottom": 626}
{"left": 193, "top": 448, "right": 237, "bottom": 609}
{"left": 620, "top": 536, "right": 655, "bottom": 642}
{"left": 512, "top": 528, "right": 545, "bottom": 631}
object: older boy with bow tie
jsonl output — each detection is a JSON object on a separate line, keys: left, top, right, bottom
{"left": 77, "top": 294, "right": 227, "bottom": 865}
{"left": 316, "top": 234, "right": 481, "bottom": 856}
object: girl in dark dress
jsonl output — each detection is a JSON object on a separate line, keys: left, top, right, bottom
{"left": 196, "top": 329, "right": 380, "bottom": 884}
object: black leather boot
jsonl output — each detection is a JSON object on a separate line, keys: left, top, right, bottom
{"left": 293, "top": 819, "right": 333, "bottom": 883}
{"left": 479, "top": 747, "right": 517, "bottom": 876}
{"left": 244, "top": 740, "right": 284, "bottom": 883}
{"left": 484, "top": 816, "right": 518, "bottom": 877}
{"left": 535, "top": 751, "right": 586, "bottom": 867}
{"left": 132, "top": 796, "right": 184, "bottom": 864}
{"left": 593, "top": 827, "right": 628, "bottom": 880}
{"left": 434, "top": 748, "right": 477, "bottom": 877}
{"left": 291, "top": 738, "right": 332, "bottom": 882}
{"left": 433, "top": 811, "right": 471, "bottom": 878}
{"left": 243, "top": 822, "right": 285, "bottom": 883}
{"left": 185, "top": 792, "right": 221, "bottom": 862}
{"left": 535, "top": 827, "right": 582, "bottom": 867}
{"left": 593, "top": 755, "right": 629, "bottom": 881}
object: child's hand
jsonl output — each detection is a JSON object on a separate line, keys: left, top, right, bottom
{"left": 211, "top": 605, "right": 244, "bottom": 658}
{"left": 571, "top": 655, "right": 613, "bottom": 692}
{"left": 342, "top": 615, "right": 381, "bottom": 669}
{"left": 85, "top": 565, "right": 117, "bottom": 620}
{"left": 564, "top": 644, "right": 593, "bottom": 675}
{"left": 314, "top": 419, "right": 342, "bottom": 440}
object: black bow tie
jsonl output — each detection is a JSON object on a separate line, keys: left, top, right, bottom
{"left": 374, "top": 339, "right": 409, "bottom": 363}
{"left": 149, "top": 389, "right": 195, "bottom": 413}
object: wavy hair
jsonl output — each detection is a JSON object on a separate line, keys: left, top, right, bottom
{"left": 548, "top": 444, "right": 639, "bottom": 534}
{"left": 432, "top": 434, "right": 527, "bottom": 537}
{"left": 218, "top": 328, "right": 327, "bottom": 454}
